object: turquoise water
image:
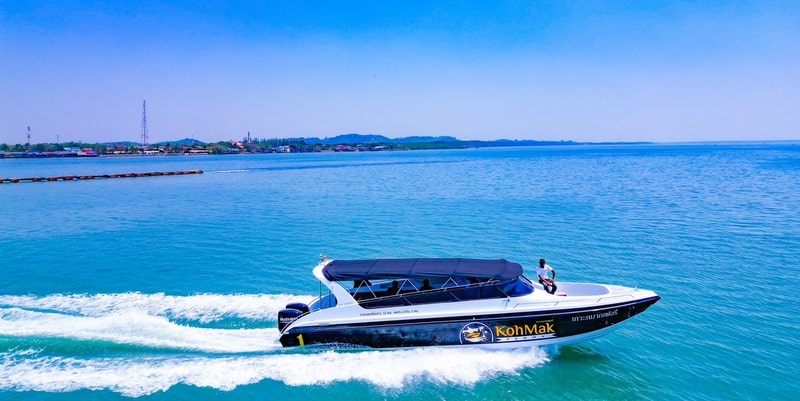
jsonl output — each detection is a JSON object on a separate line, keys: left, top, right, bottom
{"left": 1, "top": 144, "right": 799, "bottom": 400}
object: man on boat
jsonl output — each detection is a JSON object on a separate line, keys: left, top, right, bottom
{"left": 537, "top": 259, "right": 557, "bottom": 294}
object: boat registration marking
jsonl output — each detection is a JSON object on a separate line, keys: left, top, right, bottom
{"left": 359, "top": 308, "right": 419, "bottom": 317}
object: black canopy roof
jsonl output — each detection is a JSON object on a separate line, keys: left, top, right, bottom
{"left": 322, "top": 258, "right": 523, "bottom": 282}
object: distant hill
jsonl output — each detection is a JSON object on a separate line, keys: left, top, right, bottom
{"left": 102, "top": 141, "right": 138, "bottom": 147}
{"left": 321, "top": 134, "right": 391, "bottom": 144}
{"left": 102, "top": 138, "right": 207, "bottom": 147}
{"left": 155, "top": 138, "right": 207, "bottom": 146}
{"left": 304, "top": 134, "right": 459, "bottom": 145}
{"left": 102, "top": 134, "right": 648, "bottom": 150}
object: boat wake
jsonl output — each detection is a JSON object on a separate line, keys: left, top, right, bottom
{"left": 0, "top": 292, "right": 550, "bottom": 396}
{"left": 0, "top": 292, "right": 313, "bottom": 324}
{"left": 0, "top": 292, "right": 311, "bottom": 353}
{"left": 1, "top": 346, "right": 550, "bottom": 397}
{"left": 0, "top": 307, "right": 283, "bottom": 353}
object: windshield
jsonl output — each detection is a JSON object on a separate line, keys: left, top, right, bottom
{"left": 351, "top": 276, "right": 534, "bottom": 309}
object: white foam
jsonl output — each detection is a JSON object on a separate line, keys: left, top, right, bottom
{"left": 1, "top": 293, "right": 551, "bottom": 395}
{"left": 0, "top": 292, "right": 313, "bottom": 353}
{"left": 0, "top": 307, "right": 282, "bottom": 353}
{"left": 0, "top": 347, "right": 549, "bottom": 397}
{"left": 0, "top": 293, "right": 314, "bottom": 323}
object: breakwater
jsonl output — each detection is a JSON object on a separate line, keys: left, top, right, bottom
{"left": 1, "top": 169, "right": 203, "bottom": 183}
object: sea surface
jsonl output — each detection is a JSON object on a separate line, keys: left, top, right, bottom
{"left": 1, "top": 143, "right": 799, "bottom": 400}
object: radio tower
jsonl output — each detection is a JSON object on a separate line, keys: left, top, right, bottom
{"left": 140, "top": 100, "right": 149, "bottom": 148}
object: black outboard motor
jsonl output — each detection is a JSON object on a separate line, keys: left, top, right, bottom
{"left": 278, "top": 302, "right": 309, "bottom": 332}
{"left": 285, "top": 302, "right": 309, "bottom": 313}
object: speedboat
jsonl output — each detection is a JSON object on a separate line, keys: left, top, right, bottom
{"left": 278, "top": 257, "right": 660, "bottom": 348}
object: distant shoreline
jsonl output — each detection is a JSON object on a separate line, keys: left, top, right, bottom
{"left": 2, "top": 139, "right": 798, "bottom": 159}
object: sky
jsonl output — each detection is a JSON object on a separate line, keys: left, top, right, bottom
{"left": 1, "top": 0, "right": 798, "bottom": 144}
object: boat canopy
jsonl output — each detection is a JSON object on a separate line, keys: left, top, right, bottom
{"left": 322, "top": 258, "right": 523, "bottom": 282}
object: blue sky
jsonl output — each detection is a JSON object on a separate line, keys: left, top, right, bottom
{"left": 1, "top": 1, "right": 798, "bottom": 144}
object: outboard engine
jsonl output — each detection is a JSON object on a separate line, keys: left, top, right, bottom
{"left": 285, "top": 302, "right": 309, "bottom": 313}
{"left": 278, "top": 308, "right": 303, "bottom": 331}
{"left": 278, "top": 303, "right": 309, "bottom": 332}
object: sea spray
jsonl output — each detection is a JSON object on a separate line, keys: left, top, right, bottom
{"left": 0, "top": 293, "right": 315, "bottom": 323}
{"left": 0, "top": 347, "right": 550, "bottom": 397}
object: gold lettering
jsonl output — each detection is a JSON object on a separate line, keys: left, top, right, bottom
{"left": 494, "top": 323, "right": 557, "bottom": 337}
